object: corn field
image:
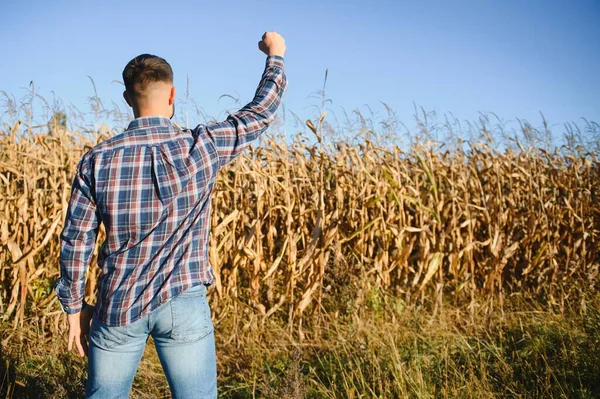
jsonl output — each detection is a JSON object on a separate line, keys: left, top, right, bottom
{"left": 0, "top": 119, "right": 598, "bottom": 336}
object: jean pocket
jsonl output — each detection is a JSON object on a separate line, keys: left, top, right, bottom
{"left": 170, "top": 287, "right": 213, "bottom": 342}
{"left": 90, "top": 316, "right": 132, "bottom": 350}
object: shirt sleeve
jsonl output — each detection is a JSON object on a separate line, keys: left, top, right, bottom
{"left": 54, "top": 154, "right": 100, "bottom": 314}
{"left": 199, "top": 55, "right": 287, "bottom": 168}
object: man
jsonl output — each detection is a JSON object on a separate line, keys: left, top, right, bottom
{"left": 54, "top": 31, "right": 287, "bottom": 398}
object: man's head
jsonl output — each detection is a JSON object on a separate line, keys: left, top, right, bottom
{"left": 122, "top": 54, "right": 176, "bottom": 119}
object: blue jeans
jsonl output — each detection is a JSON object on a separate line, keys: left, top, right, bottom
{"left": 86, "top": 284, "right": 217, "bottom": 398}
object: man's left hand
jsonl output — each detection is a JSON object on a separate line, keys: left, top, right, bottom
{"left": 67, "top": 304, "right": 95, "bottom": 357}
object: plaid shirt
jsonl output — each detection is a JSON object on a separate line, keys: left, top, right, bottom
{"left": 55, "top": 55, "right": 286, "bottom": 327}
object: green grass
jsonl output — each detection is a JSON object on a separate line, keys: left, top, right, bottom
{"left": 2, "top": 297, "right": 600, "bottom": 398}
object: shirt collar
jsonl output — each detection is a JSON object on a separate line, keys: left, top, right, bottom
{"left": 126, "top": 116, "right": 174, "bottom": 131}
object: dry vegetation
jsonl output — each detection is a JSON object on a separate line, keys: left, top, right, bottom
{"left": 1, "top": 116, "right": 598, "bottom": 330}
{"left": 0, "top": 105, "right": 599, "bottom": 397}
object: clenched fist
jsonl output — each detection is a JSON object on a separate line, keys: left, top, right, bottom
{"left": 259, "top": 31, "right": 286, "bottom": 57}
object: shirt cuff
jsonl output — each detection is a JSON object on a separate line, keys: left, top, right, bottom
{"left": 58, "top": 297, "right": 85, "bottom": 314}
{"left": 54, "top": 277, "right": 86, "bottom": 314}
{"left": 266, "top": 55, "right": 284, "bottom": 70}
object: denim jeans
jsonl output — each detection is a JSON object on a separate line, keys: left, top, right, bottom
{"left": 86, "top": 284, "right": 217, "bottom": 398}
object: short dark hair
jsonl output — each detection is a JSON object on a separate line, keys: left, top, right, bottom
{"left": 122, "top": 54, "right": 173, "bottom": 96}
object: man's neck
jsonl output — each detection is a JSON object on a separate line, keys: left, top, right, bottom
{"left": 134, "top": 111, "right": 171, "bottom": 119}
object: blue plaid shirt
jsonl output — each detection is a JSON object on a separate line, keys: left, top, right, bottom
{"left": 55, "top": 56, "right": 286, "bottom": 326}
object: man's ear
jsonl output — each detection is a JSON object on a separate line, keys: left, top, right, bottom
{"left": 123, "top": 91, "right": 132, "bottom": 107}
{"left": 169, "top": 87, "right": 176, "bottom": 105}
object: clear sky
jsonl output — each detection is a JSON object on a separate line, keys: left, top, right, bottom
{"left": 1, "top": 0, "right": 599, "bottom": 139}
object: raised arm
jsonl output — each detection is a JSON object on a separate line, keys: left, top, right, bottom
{"left": 200, "top": 31, "right": 288, "bottom": 167}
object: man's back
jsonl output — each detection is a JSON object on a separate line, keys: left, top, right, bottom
{"left": 74, "top": 117, "right": 219, "bottom": 327}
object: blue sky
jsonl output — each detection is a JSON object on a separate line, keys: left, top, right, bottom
{"left": 0, "top": 0, "right": 599, "bottom": 139}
